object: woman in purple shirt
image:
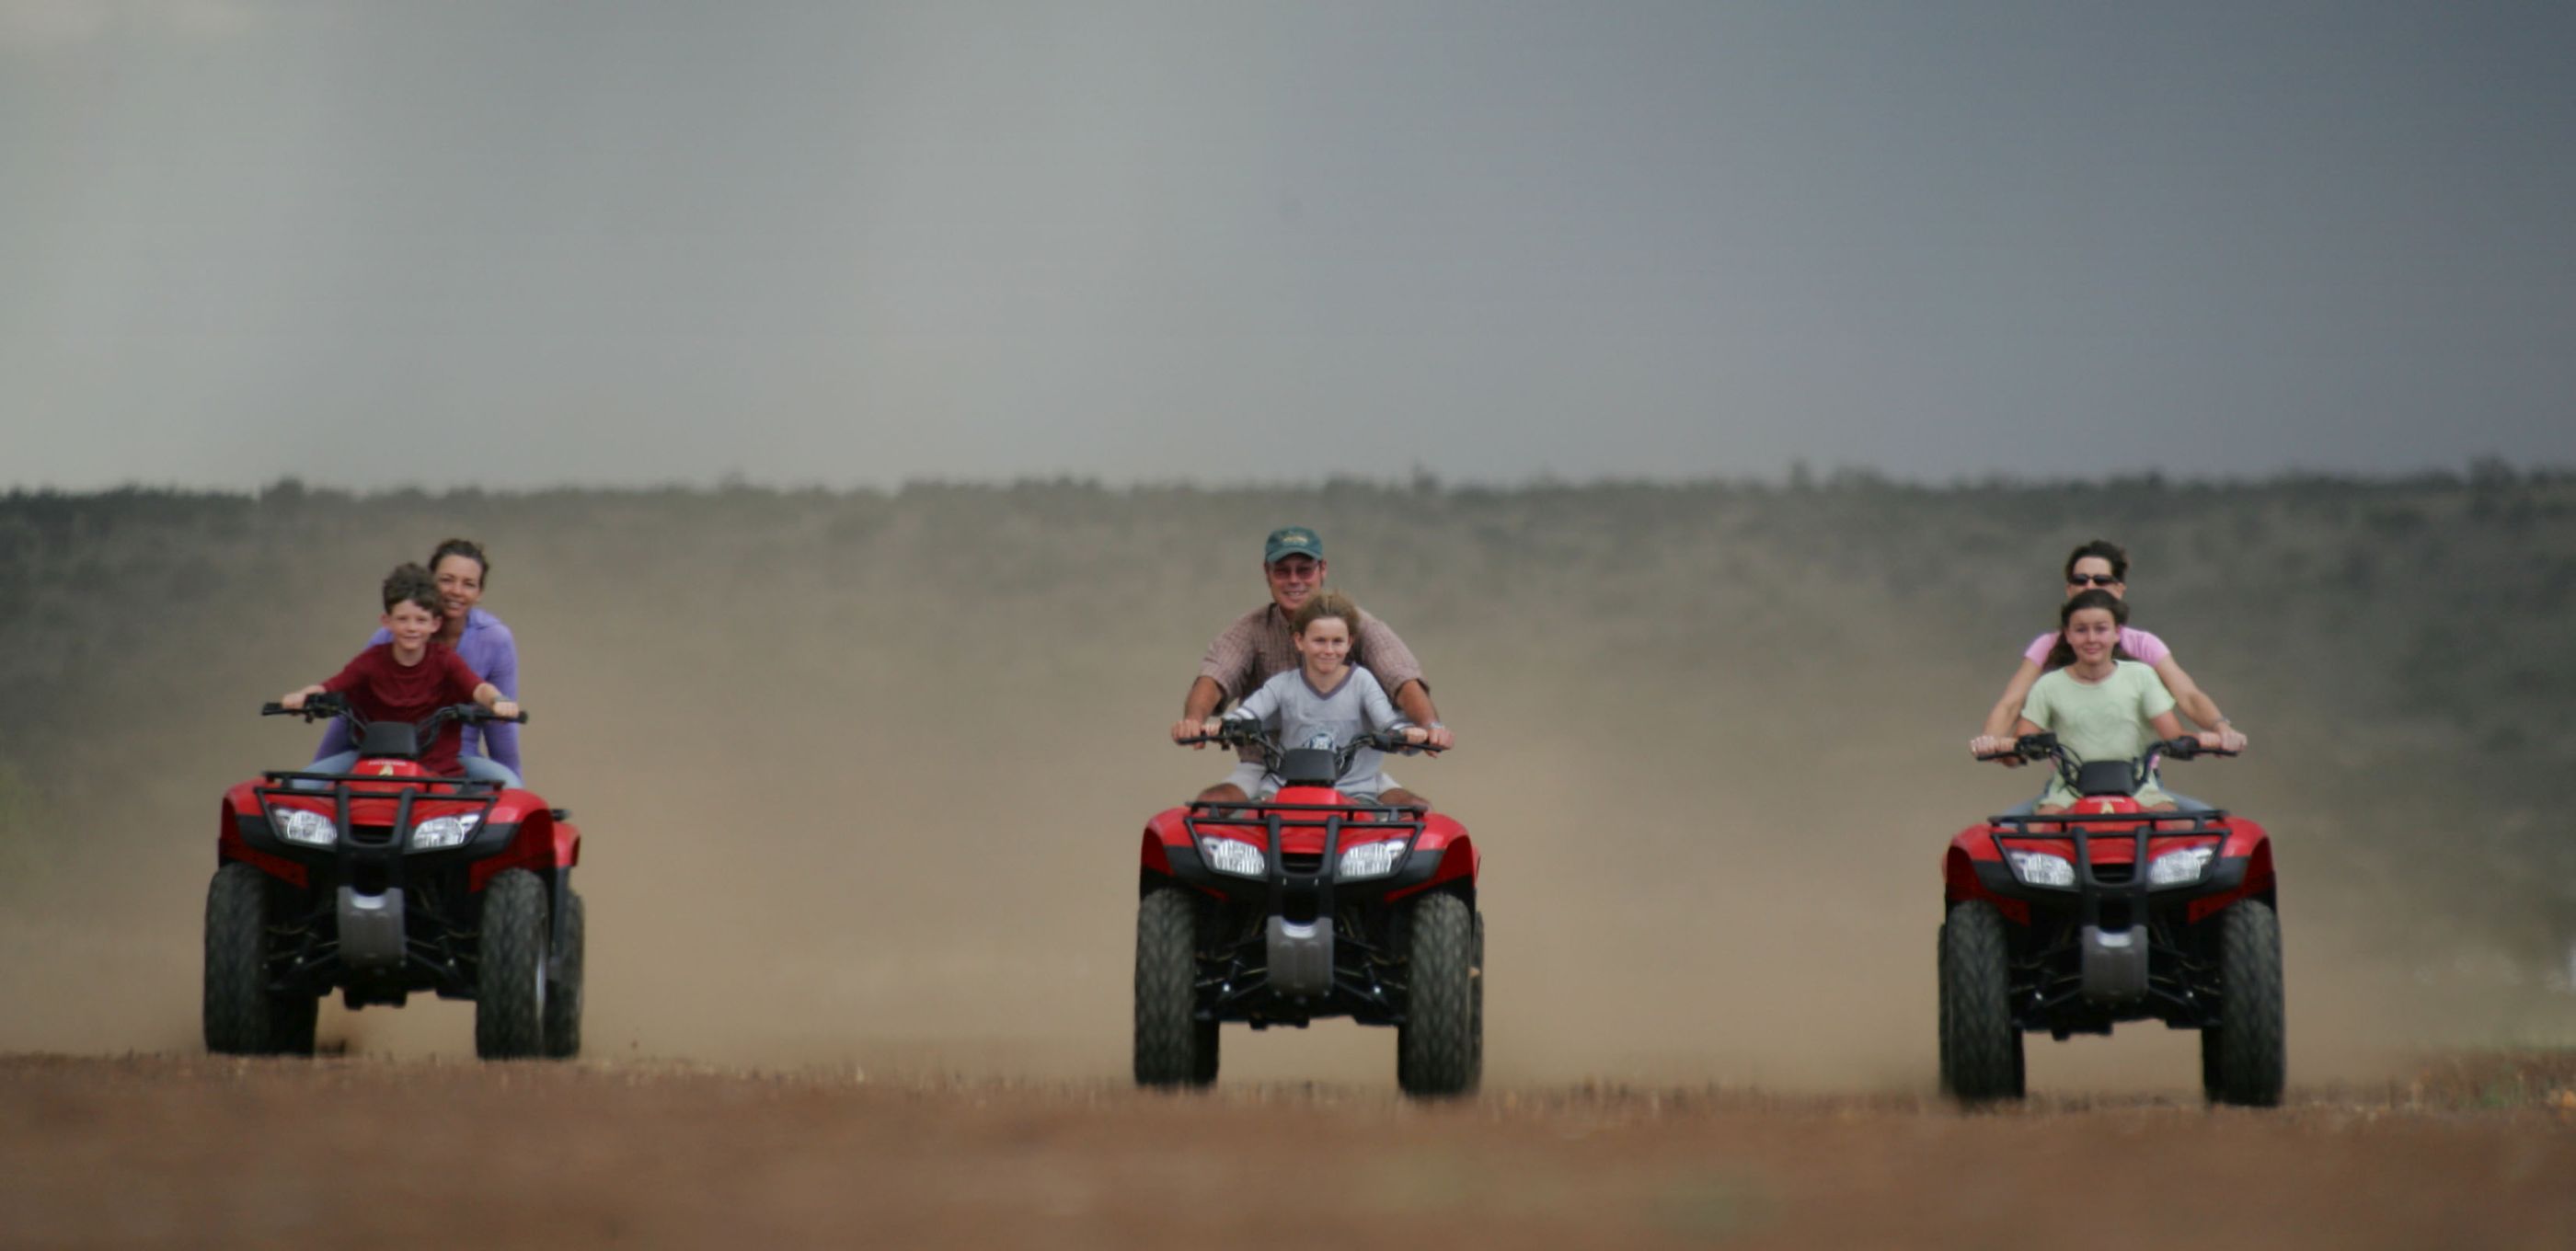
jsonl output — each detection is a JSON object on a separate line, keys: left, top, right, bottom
{"left": 312, "top": 538, "right": 523, "bottom": 786}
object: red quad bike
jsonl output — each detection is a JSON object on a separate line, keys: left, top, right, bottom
{"left": 1940, "top": 733, "right": 2281, "bottom": 1106}
{"left": 205, "top": 694, "right": 584, "bottom": 1060}
{"left": 1136, "top": 723, "right": 1481, "bottom": 1097}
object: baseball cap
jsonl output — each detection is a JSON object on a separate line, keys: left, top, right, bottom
{"left": 1263, "top": 526, "right": 1323, "bottom": 565}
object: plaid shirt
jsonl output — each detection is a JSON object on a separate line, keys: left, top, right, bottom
{"left": 1198, "top": 603, "right": 1428, "bottom": 706}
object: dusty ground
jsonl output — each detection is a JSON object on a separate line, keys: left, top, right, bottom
{"left": 6, "top": 1051, "right": 2573, "bottom": 1250}
{"left": 9, "top": 501, "right": 2576, "bottom": 1246}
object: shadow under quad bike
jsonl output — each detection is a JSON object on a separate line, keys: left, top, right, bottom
{"left": 1136, "top": 722, "right": 1481, "bottom": 1097}
{"left": 1940, "top": 733, "right": 2280, "bottom": 1106}
{"left": 206, "top": 694, "right": 584, "bottom": 1060}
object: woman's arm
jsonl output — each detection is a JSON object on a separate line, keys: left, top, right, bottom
{"left": 2151, "top": 656, "right": 2245, "bottom": 751}
{"left": 478, "top": 631, "right": 522, "bottom": 773}
{"left": 470, "top": 682, "right": 522, "bottom": 721}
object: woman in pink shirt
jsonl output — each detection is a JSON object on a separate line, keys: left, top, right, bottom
{"left": 1972, "top": 540, "right": 2248, "bottom": 810}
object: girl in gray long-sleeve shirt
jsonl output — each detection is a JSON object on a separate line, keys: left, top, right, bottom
{"left": 1206, "top": 591, "right": 1427, "bottom": 798}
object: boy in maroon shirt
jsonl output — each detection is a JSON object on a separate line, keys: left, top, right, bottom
{"left": 279, "top": 565, "right": 522, "bottom": 777}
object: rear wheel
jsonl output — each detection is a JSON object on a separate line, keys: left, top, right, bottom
{"left": 1134, "top": 887, "right": 1215, "bottom": 1087}
{"left": 1469, "top": 912, "right": 1486, "bottom": 1088}
{"left": 1938, "top": 901, "right": 2024, "bottom": 1102}
{"left": 475, "top": 869, "right": 549, "bottom": 1060}
{"left": 1397, "top": 892, "right": 1478, "bottom": 1098}
{"left": 543, "top": 889, "right": 585, "bottom": 1059}
{"left": 205, "top": 864, "right": 308, "bottom": 1055}
{"left": 2208, "top": 900, "right": 2285, "bottom": 1107}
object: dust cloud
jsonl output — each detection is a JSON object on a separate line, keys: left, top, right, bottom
{"left": 2, "top": 488, "right": 2569, "bottom": 1092}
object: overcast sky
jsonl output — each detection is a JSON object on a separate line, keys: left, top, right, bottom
{"left": 4, "top": 0, "right": 2570, "bottom": 490}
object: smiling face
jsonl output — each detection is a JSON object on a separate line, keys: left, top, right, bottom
{"left": 431, "top": 553, "right": 485, "bottom": 625}
{"left": 1293, "top": 614, "right": 1351, "bottom": 675}
{"left": 381, "top": 599, "right": 443, "bottom": 658}
{"left": 1266, "top": 555, "right": 1325, "bottom": 615}
{"left": 2062, "top": 605, "right": 2122, "bottom": 668}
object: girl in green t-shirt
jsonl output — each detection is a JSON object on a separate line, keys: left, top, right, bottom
{"left": 1977, "top": 590, "right": 2229, "bottom": 812}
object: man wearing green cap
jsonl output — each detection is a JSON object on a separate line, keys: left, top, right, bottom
{"left": 1170, "top": 526, "right": 1454, "bottom": 809}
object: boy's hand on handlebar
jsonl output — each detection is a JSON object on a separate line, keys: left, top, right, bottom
{"left": 1970, "top": 734, "right": 2021, "bottom": 764}
{"left": 281, "top": 691, "right": 307, "bottom": 712}
{"left": 1397, "top": 726, "right": 1432, "bottom": 748}
{"left": 491, "top": 699, "right": 522, "bottom": 722}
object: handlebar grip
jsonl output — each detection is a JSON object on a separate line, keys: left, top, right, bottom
{"left": 260, "top": 702, "right": 289, "bottom": 716}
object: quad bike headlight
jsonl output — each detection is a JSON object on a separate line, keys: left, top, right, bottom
{"left": 1197, "top": 836, "right": 1265, "bottom": 878}
{"left": 2004, "top": 850, "right": 2075, "bottom": 889}
{"left": 273, "top": 808, "right": 339, "bottom": 847}
{"left": 2147, "top": 845, "right": 2216, "bottom": 886}
{"left": 409, "top": 814, "right": 481, "bottom": 850}
{"left": 1336, "top": 838, "right": 1409, "bottom": 880}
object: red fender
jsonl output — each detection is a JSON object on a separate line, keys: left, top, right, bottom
{"left": 1389, "top": 815, "right": 1478, "bottom": 904}
{"left": 2189, "top": 819, "right": 2276, "bottom": 924}
{"left": 468, "top": 799, "right": 581, "bottom": 891}
{"left": 1943, "top": 837, "right": 2030, "bottom": 925}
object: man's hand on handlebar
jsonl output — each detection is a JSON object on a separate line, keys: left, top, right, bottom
{"left": 1171, "top": 718, "right": 1211, "bottom": 748}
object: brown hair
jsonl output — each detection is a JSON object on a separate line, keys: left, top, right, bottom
{"left": 1290, "top": 590, "right": 1362, "bottom": 639}
{"left": 2043, "top": 588, "right": 2133, "bottom": 671}
{"left": 429, "top": 537, "right": 489, "bottom": 584}
{"left": 2064, "top": 538, "right": 2129, "bottom": 583}
{"left": 381, "top": 563, "right": 443, "bottom": 616}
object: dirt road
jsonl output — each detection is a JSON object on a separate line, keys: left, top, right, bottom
{"left": 6, "top": 1053, "right": 2571, "bottom": 1250}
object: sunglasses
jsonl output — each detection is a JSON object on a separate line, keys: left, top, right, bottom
{"left": 2067, "top": 573, "right": 2122, "bottom": 588}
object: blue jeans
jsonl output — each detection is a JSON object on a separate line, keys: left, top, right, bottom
{"left": 298, "top": 752, "right": 522, "bottom": 789}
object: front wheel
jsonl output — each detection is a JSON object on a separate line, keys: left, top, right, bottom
{"left": 542, "top": 889, "right": 585, "bottom": 1059}
{"left": 1397, "top": 893, "right": 1478, "bottom": 1098}
{"left": 1134, "top": 887, "right": 1215, "bottom": 1087}
{"left": 475, "top": 869, "right": 549, "bottom": 1060}
{"left": 2206, "top": 900, "right": 2285, "bottom": 1107}
{"left": 205, "top": 864, "right": 311, "bottom": 1056}
{"left": 1938, "top": 901, "right": 2024, "bottom": 1102}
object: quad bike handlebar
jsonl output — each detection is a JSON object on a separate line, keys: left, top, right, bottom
{"left": 262, "top": 696, "right": 529, "bottom": 729}
{"left": 1976, "top": 731, "right": 2236, "bottom": 793}
{"left": 1178, "top": 721, "right": 1444, "bottom": 775}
